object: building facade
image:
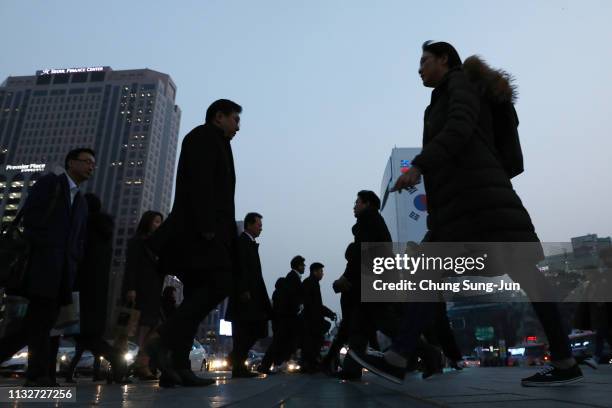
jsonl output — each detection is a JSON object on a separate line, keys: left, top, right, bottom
{"left": 0, "top": 66, "right": 181, "bottom": 316}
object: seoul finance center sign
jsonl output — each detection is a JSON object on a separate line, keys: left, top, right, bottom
{"left": 37, "top": 66, "right": 105, "bottom": 76}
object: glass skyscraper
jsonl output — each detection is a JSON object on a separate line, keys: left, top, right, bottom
{"left": 0, "top": 66, "right": 181, "bottom": 316}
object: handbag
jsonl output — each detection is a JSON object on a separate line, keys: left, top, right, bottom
{"left": 0, "top": 294, "right": 29, "bottom": 339}
{"left": 113, "top": 303, "right": 140, "bottom": 338}
{"left": 0, "top": 211, "right": 30, "bottom": 289}
{"left": 54, "top": 292, "right": 80, "bottom": 329}
{"left": 0, "top": 180, "right": 61, "bottom": 289}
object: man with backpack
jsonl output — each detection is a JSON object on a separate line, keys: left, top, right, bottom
{"left": 349, "top": 41, "right": 583, "bottom": 387}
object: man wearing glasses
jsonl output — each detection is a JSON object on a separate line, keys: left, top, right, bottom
{"left": 0, "top": 148, "right": 94, "bottom": 386}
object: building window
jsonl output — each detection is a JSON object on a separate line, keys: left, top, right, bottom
{"left": 71, "top": 73, "right": 88, "bottom": 83}
{"left": 53, "top": 74, "right": 70, "bottom": 84}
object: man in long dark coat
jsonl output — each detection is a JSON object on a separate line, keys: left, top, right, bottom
{"left": 300, "top": 262, "right": 336, "bottom": 373}
{"left": 226, "top": 212, "right": 272, "bottom": 378}
{"left": 0, "top": 148, "right": 93, "bottom": 386}
{"left": 329, "top": 190, "right": 401, "bottom": 380}
{"left": 65, "top": 193, "right": 127, "bottom": 383}
{"left": 147, "top": 99, "right": 242, "bottom": 387}
{"left": 349, "top": 41, "right": 583, "bottom": 387}
{"left": 258, "top": 255, "right": 305, "bottom": 374}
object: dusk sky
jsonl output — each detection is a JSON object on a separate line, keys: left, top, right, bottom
{"left": 2, "top": 0, "right": 611, "bottom": 314}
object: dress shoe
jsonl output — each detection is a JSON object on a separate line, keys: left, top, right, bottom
{"left": 256, "top": 365, "right": 276, "bottom": 375}
{"left": 158, "top": 372, "right": 180, "bottom": 388}
{"left": 106, "top": 349, "right": 132, "bottom": 384}
{"left": 176, "top": 369, "right": 215, "bottom": 386}
{"left": 134, "top": 365, "right": 158, "bottom": 380}
{"left": 146, "top": 337, "right": 181, "bottom": 386}
{"left": 232, "top": 368, "right": 258, "bottom": 378}
{"left": 337, "top": 369, "right": 362, "bottom": 381}
{"left": 24, "top": 377, "right": 59, "bottom": 387}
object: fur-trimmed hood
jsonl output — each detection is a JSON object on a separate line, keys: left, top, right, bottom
{"left": 463, "top": 55, "right": 517, "bottom": 104}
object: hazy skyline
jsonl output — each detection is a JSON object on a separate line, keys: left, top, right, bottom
{"left": 2, "top": 0, "right": 611, "bottom": 314}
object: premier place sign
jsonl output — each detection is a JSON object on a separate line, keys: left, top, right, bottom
{"left": 5, "top": 163, "right": 46, "bottom": 173}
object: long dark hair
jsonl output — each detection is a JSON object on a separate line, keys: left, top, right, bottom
{"left": 135, "top": 210, "right": 163, "bottom": 238}
{"left": 422, "top": 40, "right": 462, "bottom": 69}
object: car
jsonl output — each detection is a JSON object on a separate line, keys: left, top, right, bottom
{"left": 189, "top": 339, "right": 209, "bottom": 372}
{"left": 58, "top": 341, "right": 139, "bottom": 375}
{"left": 462, "top": 356, "right": 481, "bottom": 368}
{"left": 206, "top": 353, "right": 230, "bottom": 372}
{"left": 243, "top": 350, "right": 264, "bottom": 372}
{"left": 285, "top": 360, "right": 301, "bottom": 373}
{"left": 1, "top": 338, "right": 76, "bottom": 375}
{"left": 0, "top": 347, "right": 28, "bottom": 374}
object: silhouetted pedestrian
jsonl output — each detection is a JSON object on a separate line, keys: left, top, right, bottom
{"left": 300, "top": 262, "right": 335, "bottom": 373}
{"left": 66, "top": 193, "right": 126, "bottom": 384}
{"left": 226, "top": 213, "right": 271, "bottom": 378}
{"left": 122, "top": 210, "right": 164, "bottom": 380}
{"left": 147, "top": 99, "right": 242, "bottom": 387}
{"left": 259, "top": 256, "right": 305, "bottom": 374}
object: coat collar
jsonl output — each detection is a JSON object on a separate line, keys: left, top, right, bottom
{"left": 430, "top": 66, "right": 462, "bottom": 102}
{"left": 204, "top": 122, "right": 227, "bottom": 140}
{"left": 242, "top": 231, "right": 256, "bottom": 242}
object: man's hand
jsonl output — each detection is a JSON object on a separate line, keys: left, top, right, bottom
{"left": 126, "top": 290, "right": 136, "bottom": 304}
{"left": 333, "top": 276, "right": 352, "bottom": 293}
{"left": 202, "top": 232, "right": 215, "bottom": 241}
{"left": 240, "top": 291, "right": 251, "bottom": 302}
{"left": 391, "top": 166, "right": 422, "bottom": 193}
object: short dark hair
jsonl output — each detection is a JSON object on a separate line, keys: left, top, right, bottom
{"left": 244, "top": 212, "right": 263, "bottom": 227}
{"left": 357, "top": 190, "right": 381, "bottom": 210}
{"left": 135, "top": 210, "right": 164, "bottom": 237}
{"left": 310, "top": 262, "right": 324, "bottom": 273}
{"left": 290, "top": 255, "right": 305, "bottom": 269}
{"left": 422, "top": 41, "right": 462, "bottom": 69}
{"left": 205, "top": 99, "right": 242, "bottom": 123}
{"left": 65, "top": 148, "right": 95, "bottom": 170}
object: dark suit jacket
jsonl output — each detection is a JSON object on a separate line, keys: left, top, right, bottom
{"left": 150, "top": 123, "right": 237, "bottom": 287}
{"left": 21, "top": 173, "right": 88, "bottom": 305}
{"left": 343, "top": 208, "right": 392, "bottom": 305}
{"left": 225, "top": 232, "right": 272, "bottom": 322}
{"left": 301, "top": 275, "right": 334, "bottom": 324}
{"left": 280, "top": 270, "right": 303, "bottom": 318}
{"left": 346, "top": 209, "right": 392, "bottom": 281}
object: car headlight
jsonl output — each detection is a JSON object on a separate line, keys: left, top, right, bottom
{"left": 124, "top": 353, "right": 134, "bottom": 362}
{"left": 287, "top": 363, "right": 301, "bottom": 371}
{"left": 212, "top": 359, "right": 226, "bottom": 369}
{"left": 244, "top": 360, "right": 249, "bottom": 366}
{"left": 60, "top": 355, "right": 67, "bottom": 362}
{"left": 339, "top": 347, "right": 348, "bottom": 355}
{"left": 12, "top": 352, "right": 28, "bottom": 359}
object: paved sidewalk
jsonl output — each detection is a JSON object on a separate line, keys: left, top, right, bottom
{"left": 0, "top": 366, "right": 610, "bottom": 407}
